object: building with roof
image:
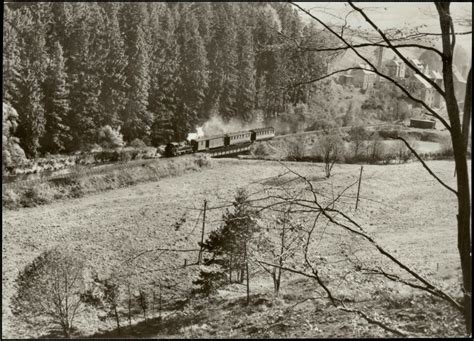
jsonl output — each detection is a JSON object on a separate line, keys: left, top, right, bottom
{"left": 407, "top": 74, "right": 435, "bottom": 107}
{"left": 386, "top": 57, "right": 406, "bottom": 78}
{"left": 338, "top": 73, "right": 354, "bottom": 86}
{"left": 427, "top": 69, "right": 444, "bottom": 108}
{"left": 405, "top": 58, "right": 425, "bottom": 78}
{"left": 351, "top": 64, "right": 376, "bottom": 90}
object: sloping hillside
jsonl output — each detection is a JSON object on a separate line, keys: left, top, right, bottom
{"left": 2, "top": 159, "right": 467, "bottom": 338}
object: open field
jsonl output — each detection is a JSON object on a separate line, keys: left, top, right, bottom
{"left": 2, "top": 158, "right": 468, "bottom": 338}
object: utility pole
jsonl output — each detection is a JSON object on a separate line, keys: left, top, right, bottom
{"left": 159, "top": 283, "right": 162, "bottom": 320}
{"left": 355, "top": 166, "right": 364, "bottom": 210}
{"left": 198, "top": 199, "right": 207, "bottom": 264}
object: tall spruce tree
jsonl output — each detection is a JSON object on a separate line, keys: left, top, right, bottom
{"left": 236, "top": 23, "right": 256, "bottom": 122}
{"left": 175, "top": 11, "right": 208, "bottom": 140}
{"left": 41, "top": 42, "right": 70, "bottom": 154}
{"left": 66, "top": 3, "right": 105, "bottom": 150}
{"left": 253, "top": 5, "right": 282, "bottom": 117}
{"left": 98, "top": 3, "right": 128, "bottom": 128}
{"left": 149, "top": 4, "right": 179, "bottom": 146}
{"left": 3, "top": 2, "right": 324, "bottom": 157}
{"left": 205, "top": 3, "right": 239, "bottom": 119}
{"left": 121, "top": 3, "right": 152, "bottom": 142}
{"left": 3, "top": 5, "right": 22, "bottom": 104}
{"left": 14, "top": 4, "right": 48, "bottom": 158}
{"left": 217, "top": 4, "right": 239, "bottom": 121}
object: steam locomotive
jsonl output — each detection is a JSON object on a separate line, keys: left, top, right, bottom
{"left": 164, "top": 127, "right": 275, "bottom": 157}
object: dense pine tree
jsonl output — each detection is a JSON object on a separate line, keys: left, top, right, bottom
{"left": 3, "top": 2, "right": 328, "bottom": 159}
{"left": 66, "top": 3, "right": 103, "bottom": 150}
{"left": 3, "top": 6, "right": 22, "bottom": 103}
{"left": 236, "top": 22, "right": 257, "bottom": 122}
{"left": 121, "top": 3, "right": 153, "bottom": 142}
{"left": 149, "top": 5, "right": 180, "bottom": 146}
{"left": 41, "top": 42, "right": 70, "bottom": 154}
{"left": 14, "top": 5, "right": 48, "bottom": 158}
{"left": 98, "top": 3, "right": 128, "bottom": 128}
{"left": 175, "top": 11, "right": 208, "bottom": 140}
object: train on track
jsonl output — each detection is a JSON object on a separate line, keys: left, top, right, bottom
{"left": 164, "top": 127, "right": 275, "bottom": 157}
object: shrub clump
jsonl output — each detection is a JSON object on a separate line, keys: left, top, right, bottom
{"left": 286, "top": 137, "right": 306, "bottom": 161}
{"left": 2, "top": 189, "right": 20, "bottom": 209}
{"left": 129, "top": 138, "right": 147, "bottom": 148}
{"left": 194, "top": 154, "right": 212, "bottom": 168}
{"left": 19, "top": 183, "right": 58, "bottom": 207}
{"left": 11, "top": 247, "right": 88, "bottom": 338}
{"left": 97, "top": 125, "right": 124, "bottom": 149}
{"left": 250, "top": 142, "right": 270, "bottom": 158}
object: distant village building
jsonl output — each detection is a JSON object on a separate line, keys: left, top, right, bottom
{"left": 406, "top": 74, "right": 435, "bottom": 107}
{"left": 386, "top": 57, "right": 406, "bottom": 79}
{"left": 427, "top": 69, "right": 443, "bottom": 108}
{"left": 404, "top": 58, "right": 425, "bottom": 78}
{"left": 339, "top": 73, "right": 354, "bottom": 86}
{"left": 336, "top": 53, "right": 466, "bottom": 111}
{"left": 410, "top": 118, "right": 436, "bottom": 129}
{"left": 351, "top": 64, "right": 376, "bottom": 90}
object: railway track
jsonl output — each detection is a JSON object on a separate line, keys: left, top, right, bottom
{"left": 2, "top": 157, "right": 162, "bottom": 188}
{"left": 272, "top": 123, "right": 403, "bottom": 140}
{"left": 3, "top": 123, "right": 404, "bottom": 187}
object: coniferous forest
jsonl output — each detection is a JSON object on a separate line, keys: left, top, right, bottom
{"left": 3, "top": 2, "right": 330, "bottom": 159}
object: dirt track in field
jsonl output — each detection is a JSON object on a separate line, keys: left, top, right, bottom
{"left": 2, "top": 158, "right": 466, "bottom": 338}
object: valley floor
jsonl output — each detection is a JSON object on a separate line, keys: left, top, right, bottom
{"left": 2, "top": 159, "right": 468, "bottom": 338}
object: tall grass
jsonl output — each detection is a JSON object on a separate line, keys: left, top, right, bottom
{"left": 3, "top": 155, "right": 212, "bottom": 209}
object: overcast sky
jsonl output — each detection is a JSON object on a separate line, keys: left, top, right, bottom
{"left": 294, "top": 2, "right": 472, "bottom": 51}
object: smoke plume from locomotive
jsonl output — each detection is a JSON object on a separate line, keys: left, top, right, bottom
{"left": 186, "top": 114, "right": 264, "bottom": 140}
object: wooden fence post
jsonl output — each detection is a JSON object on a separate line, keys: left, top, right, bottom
{"left": 198, "top": 200, "right": 207, "bottom": 264}
{"left": 355, "top": 166, "right": 363, "bottom": 210}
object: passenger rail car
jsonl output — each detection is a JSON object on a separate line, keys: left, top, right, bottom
{"left": 190, "top": 127, "right": 275, "bottom": 153}
{"left": 166, "top": 127, "right": 274, "bottom": 157}
{"left": 251, "top": 127, "right": 275, "bottom": 141}
{"left": 227, "top": 130, "right": 253, "bottom": 146}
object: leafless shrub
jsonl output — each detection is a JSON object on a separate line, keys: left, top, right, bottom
{"left": 11, "top": 247, "right": 87, "bottom": 338}
{"left": 250, "top": 142, "right": 270, "bottom": 158}
{"left": 286, "top": 137, "right": 306, "bottom": 161}
{"left": 314, "top": 132, "right": 344, "bottom": 177}
{"left": 365, "top": 132, "right": 384, "bottom": 163}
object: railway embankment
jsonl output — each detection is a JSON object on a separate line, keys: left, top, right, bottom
{"left": 2, "top": 154, "right": 212, "bottom": 210}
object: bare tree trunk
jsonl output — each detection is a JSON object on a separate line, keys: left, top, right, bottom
{"left": 245, "top": 240, "right": 250, "bottom": 306}
{"left": 159, "top": 283, "right": 162, "bottom": 320}
{"left": 272, "top": 268, "right": 278, "bottom": 295}
{"left": 114, "top": 305, "right": 121, "bottom": 334}
{"left": 275, "top": 215, "right": 286, "bottom": 296}
{"left": 246, "top": 258, "right": 250, "bottom": 306}
{"left": 229, "top": 254, "right": 233, "bottom": 283}
{"left": 437, "top": 3, "right": 472, "bottom": 334}
{"left": 127, "top": 283, "right": 132, "bottom": 327}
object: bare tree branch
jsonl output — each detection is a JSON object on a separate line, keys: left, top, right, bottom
{"left": 288, "top": 2, "right": 452, "bottom": 132}
{"left": 393, "top": 136, "right": 457, "bottom": 196}
{"left": 299, "top": 42, "right": 443, "bottom": 56}
{"left": 275, "top": 165, "right": 462, "bottom": 313}
{"left": 347, "top": 2, "right": 446, "bottom": 98}
{"left": 338, "top": 305, "right": 409, "bottom": 336}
